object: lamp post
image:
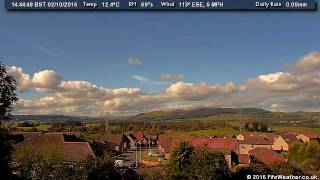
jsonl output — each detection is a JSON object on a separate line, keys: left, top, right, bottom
{"left": 140, "top": 140, "right": 142, "bottom": 163}
{"left": 135, "top": 141, "right": 138, "bottom": 168}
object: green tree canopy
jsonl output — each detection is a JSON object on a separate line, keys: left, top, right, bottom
{"left": 0, "top": 62, "right": 18, "bottom": 121}
{"left": 190, "top": 147, "right": 231, "bottom": 180}
{"left": 288, "top": 141, "right": 320, "bottom": 174}
{"left": 166, "top": 141, "right": 231, "bottom": 180}
{"left": 165, "top": 141, "right": 195, "bottom": 179}
{"left": 0, "top": 62, "right": 18, "bottom": 179}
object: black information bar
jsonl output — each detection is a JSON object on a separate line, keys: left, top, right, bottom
{"left": 5, "top": 0, "right": 317, "bottom": 10}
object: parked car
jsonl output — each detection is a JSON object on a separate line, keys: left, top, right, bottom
{"left": 114, "top": 159, "right": 125, "bottom": 168}
{"left": 128, "top": 162, "right": 138, "bottom": 169}
{"left": 148, "top": 151, "right": 161, "bottom": 157}
{"left": 158, "top": 156, "right": 166, "bottom": 162}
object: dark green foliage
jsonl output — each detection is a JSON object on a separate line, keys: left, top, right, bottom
{"left": 166, "top": 141, "right": 231, "bottom": 180}
{"left": 270, "top": 162, "right": 306, "bottom": 176}
{"left": 0, "top": 62, "right": 18, "bottom": 121}
{"left": 0, "top": 62, "right": 18, "bottom": 179}
{"left": 165, "top": 141, "right": 195, "bottom": 179}
{"left": 288, "top": 141, "right": 320, "bottom": 173}
{"left": 87, "top": 155, "right": 121, "bottom": 180}
{"left": 0, "top": 128, "right": 13, "bottom": 179}
{"left": 232, "top": 164, "right": 272, "bottom": 180}
{"left": 244, "top": 122, "right": 268, "bottom": 132}
{"left": 190, "top": 148, "right": 231, "bottom": 180}
{"left": 62, "top": 120, "right": 82, "bottom": 126}
{"left": 122, "top": 169, "right": 141, "bottom": 180}
{"left": 232, "top": 162, "right": 308, "bottom": 180}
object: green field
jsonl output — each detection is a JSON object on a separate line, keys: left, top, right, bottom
{"left": 275, "top": 126, "right": 320, "bottom": 135}
{"left": 142, "top": 151, "right": 160, "bottom": 162}
{"left": 16, "top": 124, "right": 52, "bottom": 131}
{"left": 182, "top": 127, "right": 239, "bottom": 136}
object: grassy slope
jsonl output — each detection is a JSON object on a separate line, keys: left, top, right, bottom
{"left": 182, "top": 128, "right": 239, "bottom": 136}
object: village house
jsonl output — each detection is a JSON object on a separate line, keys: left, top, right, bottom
{"left": 248, "top": 147, "right": 286, "bottom": 165}
{"left": 272, "top": 134, "right": 298, "bottom": 151}
{"left": 14, "top": 133, "right": 95, "bottom": 162}
{"left": 297, "top": 132, "right": 319, "bottom": 142}
{"left": 238, "top": 136, "right": 275, "bottom": 154}
{"left": 145, "top": 134, "right": 159, "bottom": 146}
{"left": 158, "top": 134, "right": 181, "bottom": 159}
{"left": 135, "top": 132, "right": 149, "bottom": 146}
{"left": 101, "top": 133, "right": 129, "bottom": 153}
{"left": 238, "top": 154, "right": 250, "bottom": 166}
{"left": 187, "top": 136, "right": 239, "bottom": 167}
{"left": 126, "top": 133, "right": 137, "bottom": 148}
{"left": 237, "top": 132, "right": 278, "bottom": 141}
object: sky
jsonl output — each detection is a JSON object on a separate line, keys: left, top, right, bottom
{"left": 1, "top": 2, "right": 320, "bottom": 116}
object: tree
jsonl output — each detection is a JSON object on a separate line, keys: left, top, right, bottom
{"left": 0, "top": 62, "right": 18, "bottom": 121}
{"left": 165, "top": 141, "right": 195, "bottom": 179}
{"left": 288, "top": 141, "right": 320, "bottom": 173}
{"left": 244, "top": 122, "right": 268, "bottom": 132}
{"left": 190, "top": 148, "right": 231, "bottom": 180}
{"left": 0, "top": 62, "right": 18, "bottom": 179}
{"left": 166, "top": 141, "right": 231, "bottom": 180}
{"left": 87, "top": 154, "right": 121, "bottom": 180}
{"left": 0, "top": 128, "right": 13, "bottom": 179}
{"left": 258, "top": 124, "right": 268, "bottom": 132}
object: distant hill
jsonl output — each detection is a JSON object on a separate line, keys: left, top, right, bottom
{"left": 134, "top": 108, "right": 272, "bottom": 121}
{"left": 13, "top": 115, "right": 86, "bottom": 121}
{"left": 13, "top": 108, "right": 320, "bottom": 122}
{"left": 12, "top": 115, "right": 127, "bottom": 122}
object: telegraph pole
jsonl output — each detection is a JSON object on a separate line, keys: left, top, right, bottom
{"left": 140, "top": 141, "right": 142, "bottom": 163}
{"left": 135, "top": 141, "right": 138, "bottom": 167}
{"left": 105, "top": 120, "right": 109, "bottom": 133}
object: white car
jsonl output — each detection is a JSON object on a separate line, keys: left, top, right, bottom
{"left": 148, "top": 151, "right": 161, "bottom": 157}
{"left": 114, "top": 159, "right": 125, "bottom": 168}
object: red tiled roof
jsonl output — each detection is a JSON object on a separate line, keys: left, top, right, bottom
{"left": 280, "top": 134, "right": 298, "bottom": 144}
{"left": 187, "top": 136, "right": 210, "bottom": 147}
{"left": 15, "top": 133, "right": 94, "bottom": 162}
{"left": 101, "top": 134, "right": 125, "bottom": 145}
{"left": 158, "top": 134, "right": 182, "bottom": 153}
{"left": 207, "top": 138, "right": 238, "bottom": 152}
{"left": 136, "top": 132, "right": 143, "bottom": 141}
{"left": 64, "top": 142, "right": 94, "bottom": 162}
{"left": 248, "top": 147, "right": 286, "bottom": 165}
{"left": 238, "top": 154, "right": 249, "bottom": 164}
{"left": 239, "top": 136, "right": 273, "bottom": 145}
{"left": 300, "top": 132, "right": 319, "bottom": 139}
{"left": 187, "top": 136, "right": 238, "bottom": 154}
{"left": 15, "top": 133, "right": 65, "bottom": 147}
{"left": 145, "top": 134, "right": 158, "bottom": 140}
{"left": 11, "top": 132, "right": 42, "bottom": 141}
